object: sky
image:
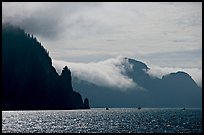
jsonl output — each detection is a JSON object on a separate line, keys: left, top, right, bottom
{"left": 2, "top": 2, "right": 202, "bottom": 87}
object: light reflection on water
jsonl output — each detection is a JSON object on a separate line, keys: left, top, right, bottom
{"left": 2, "top": 108, "right": 202, "bottom": 133}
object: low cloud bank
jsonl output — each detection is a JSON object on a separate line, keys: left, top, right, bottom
{"left": 146, "top": 65, "right": 202, "bottom": 87}
{"left": 53, "top": 57, "right": 202, "bottom": 89}
{"left": 53, "top": 56, "right": 137, "bottom": 90}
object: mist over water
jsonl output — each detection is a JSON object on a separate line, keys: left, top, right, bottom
{"left": 2, "top": 108, "right": 202, "bottom": 133}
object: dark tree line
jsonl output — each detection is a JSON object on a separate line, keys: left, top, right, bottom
{"left": 2, "top": 24, "right": 90, "bottom": 110}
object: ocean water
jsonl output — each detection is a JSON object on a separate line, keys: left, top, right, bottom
{"left": 2, "top": 108, "right": 202, "bottom": 133}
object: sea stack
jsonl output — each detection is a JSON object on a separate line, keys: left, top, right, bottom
{"left": 84, "top": 98, "right": 90, "bottom": 109}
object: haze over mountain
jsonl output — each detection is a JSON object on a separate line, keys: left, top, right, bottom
{"left": 54, "top": 57, "right": 202, "bottom": 108}
{"left": 2, "top": 24, "right": 90, "bottom": 110}
{"left": 3, "top": 3, "right": 201, "bottom": 109}
{"left": 2, "top": 2, "right": 202, "bottom": 109}
{"left": 2, "top": 24, "right": 201, "bottom": 109}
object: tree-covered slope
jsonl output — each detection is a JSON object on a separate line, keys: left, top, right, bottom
{"left": 2, "top": 24, "right": 90, "bottom": 110}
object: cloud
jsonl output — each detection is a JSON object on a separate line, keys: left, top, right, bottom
{"left": 53, "top": 56, "right": 202, "bottom": 90}
{"left": 2, "top": 2, "right": 202, "bottom": 76}
{"left": 52, "top": 56, "right": 138, "bottom": 90}
{"left": 146, "top": 65, "right": 202, "bottom": 87}
{"left": 2, "top": 2, "right": 102, "bottom": 39}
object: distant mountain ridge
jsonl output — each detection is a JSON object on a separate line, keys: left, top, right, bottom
{"left": 72, "top": 57, "right": 202, "bottom": 108}
{"left": 2, "top": 24, "right": 90, "bottom": 110}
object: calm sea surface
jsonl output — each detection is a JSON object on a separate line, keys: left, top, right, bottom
{"left": 2, "top": 108, "right": 202, "bottom": 133}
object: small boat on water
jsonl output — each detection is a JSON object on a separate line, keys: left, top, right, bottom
{"left": 106, "top": 107, "right": 109, "bottom": 110}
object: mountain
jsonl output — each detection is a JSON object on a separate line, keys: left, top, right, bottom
{"left": 72, "top": 57, "right": 202, "bottom": 108}
{"left": 2, "top": 24, "right": 90, "bottom": 110}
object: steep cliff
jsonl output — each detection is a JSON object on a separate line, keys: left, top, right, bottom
{"left": 2, "top": 24, "right": 90, "bottom": 110}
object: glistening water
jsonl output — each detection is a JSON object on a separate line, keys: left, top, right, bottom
{"left": 2, "top": 108, "right": 202, "bottom": 133}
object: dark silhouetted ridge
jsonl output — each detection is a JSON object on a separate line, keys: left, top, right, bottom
{"left": 2, "top": 24, "right": 90, "bottom": 110}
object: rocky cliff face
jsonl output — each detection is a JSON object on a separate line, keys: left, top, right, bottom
{"left": 2, "top": 24, "right": 90, "bottom": 110}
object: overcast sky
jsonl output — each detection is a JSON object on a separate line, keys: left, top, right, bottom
{"left": 2, "top": 2, "right": 202, "bottom": 87}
